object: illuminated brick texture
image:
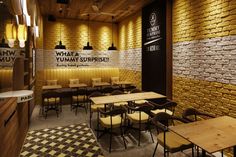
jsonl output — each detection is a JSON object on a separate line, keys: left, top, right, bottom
{"left": 173, "top": 0, "right": 236, "bottom": 42}
{"left": 118, "top": 11, "right": 142, "bottom": 89}
{"left": 43, "top": 18, "right": 117, "bottom": 51}
{"left": 173, "top": 4, "right": 236, "bottom": 155}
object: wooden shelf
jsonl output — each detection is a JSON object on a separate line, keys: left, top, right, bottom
{"left": 30, "top": 78, "right": 35, "bottom": 85}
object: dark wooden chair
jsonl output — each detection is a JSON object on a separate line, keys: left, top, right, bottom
{"left": 126, "top": 102, "right": 154, "bottom": 146}
{"left": 71, "top": 88, "right": 87, "bottom": 115}
{"left": 97, "top": 107, "right": 127, "bottom": 152}
{"left": 182, "top": 108, "right": 215, "bottom": 122}
{"left": 101, "top": 85, "right": 114, "bottom": 95}
{"left": 88, "top": 91, "right": 106, "bottom": 127}
{"left": 152, "top": 112, "right": 194, "bottom": 157}
{"left": 42, "top": 90, "right": 61, "bottom": 119}
{"left": 124, "top": 85, "right": 136, "bottom": 93}
{"left": 130, "top": 88, "right": 148, "bottom": 105}
{"left": 110, "top": 90, "right": 128, "bottom": 107}
{"left": 150, "top": 100, "right": 177, "bottom": 116}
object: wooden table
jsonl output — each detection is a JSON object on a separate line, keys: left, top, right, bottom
{"left": 114, "top": 81, "right": 132, "bottom": 85}
{"left": 93, "top": 82, "right": 110, "bottom": 87}
{"left": 42, "top": 85, "right": 62, "bottom": 90}
{"left": 90, "top": 91, "right": 166, "bottom": 104}
{"left": 170, "top": 116, "right": 236, "bottom": 156}
{"left": 69, "top": 83, "right": 87, "bottom": 88}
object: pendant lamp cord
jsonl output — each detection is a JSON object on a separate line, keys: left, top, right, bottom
{"left": 88, "top": 14, "right": 90, "bottom": 44}
{"left": 112, "top": 16, "right": 114, "bottom": 44}
{"left": 60, "top": 21, "right": 61, "bottom": 41}
{"left": 59, "top": 11, "right": 62, "bottom": 42}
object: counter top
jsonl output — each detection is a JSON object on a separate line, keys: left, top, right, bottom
{"left": 0, "top": 90, "right": 33, "bottom": 103}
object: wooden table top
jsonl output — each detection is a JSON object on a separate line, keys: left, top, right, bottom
{"left": 93, "top": 82, "right": 110, "bottom": 87}
{"left": 69, "top": 83, "right": 87, "bottom": 88}
{"left": 42, "top": 85, "right": 62, "bottom": 90}
{"left": 170, "top": 116, "right": 236, "bottom": 153}
{"left": 114, "top": 81, "right": 132, "bottom": 85}
{"left": 90, "top": 91, "right": 166, "bottom": 104}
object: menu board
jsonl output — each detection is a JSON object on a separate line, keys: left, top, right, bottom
{"left": 142, "top": 0, "right": 166, "bottom": 95}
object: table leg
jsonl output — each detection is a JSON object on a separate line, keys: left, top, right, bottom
{"left": 234, "top": 146, "right": 236, "bottom": 157}
{"left": 202, "top": 149, "right": 206, "bottom": 157}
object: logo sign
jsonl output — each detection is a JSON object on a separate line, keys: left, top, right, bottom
{"left": 54, "top": 50, "right": 110, "bottom": 68}
{"left": 149, "top": 12, "right": 157, "bottom": 26}
{"left": 0, "top": 48, "right": 23, "bottom": 67}
{"left": 18, "top": 94, "right": 33, "bottom": 103}
{"left": 144, "top": 11, "right": 161, "bottom": 52}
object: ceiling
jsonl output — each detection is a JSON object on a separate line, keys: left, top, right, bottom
{"left": 38, "top": 0, "right": 153, "bottom": 22}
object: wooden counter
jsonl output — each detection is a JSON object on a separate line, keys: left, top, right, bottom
{"left": 0, "top": 97, "right": 29, "bottom": 157}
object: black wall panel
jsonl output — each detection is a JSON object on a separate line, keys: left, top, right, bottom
{"left": 142, "top": 0, "right": 166, "bottom": 95}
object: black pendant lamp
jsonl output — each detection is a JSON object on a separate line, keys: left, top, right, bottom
{"left": 108, "top": 16, "right": 117, "bottom": 50}
{"left": 0, "top": 38, "right": 9, "bottom": 48}
{"left": 83, "top": 14, "right": 93, "bottom": 50}
{"left": 55, "top": 10, "right": 66, "bottom": 49}
{"left": 0, "top": 10, "right": 9, "bottom": 48}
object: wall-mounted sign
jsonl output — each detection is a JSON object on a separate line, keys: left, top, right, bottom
{"left": 43, "top": 50, "right": 119, "bottom": 69}
{"left": 142, "top": 0, "right": 166, "bottom": 96}
{"left": 0, "top": 48, "right": 24, "bottom": 67}
{"left": 143, "top": 9, "right": 163, "bottom": 53}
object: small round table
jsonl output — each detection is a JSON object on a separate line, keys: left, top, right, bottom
{"left": 0, "top": 90, "right": 33, "bottom": 103}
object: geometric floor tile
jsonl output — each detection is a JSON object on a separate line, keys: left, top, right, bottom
{"left": 20, "top": 123, "right": 104, "bottom": 157}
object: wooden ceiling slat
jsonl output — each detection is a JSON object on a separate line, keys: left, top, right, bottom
{"left": 38, "top": 0, "right": 152, "bottom": 22}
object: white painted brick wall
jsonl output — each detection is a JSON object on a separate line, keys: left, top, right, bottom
{"left": 173, "top": 35, "right": 236, "bottom": 85}
{"left": 35, "top": 48, "right": 142, "bottom": 71}
{"left": 36, "top": 49, "right": 44, "bottom": 71}
{"left": 119, "top": 48, "right": 142, "bottom": 72}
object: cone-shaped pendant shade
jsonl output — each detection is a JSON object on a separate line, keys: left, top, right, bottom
{"left": 108, "top": 43, "right": 117, "bottom": 50}
{"left": 0, "top": 38, "right": 10, "bottom": 48}
{"left": 6, "top": 24, "right": 17, "bottom": 48}
{"left": 83, "top": 42, "right": 93, "bottom": 50}
{"left": 18, "top": 24, "right": 27, "bottom": 48}
{"left": 55, "top": 41, "right": 66, "bottom": 49}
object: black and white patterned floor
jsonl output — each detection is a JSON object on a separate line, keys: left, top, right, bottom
{"left": 20, "top": 123, "right": 104, "bottom": 157}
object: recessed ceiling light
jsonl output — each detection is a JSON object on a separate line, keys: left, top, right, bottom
{"left": 0, "top": 1, "right": 3, "bottom": 4}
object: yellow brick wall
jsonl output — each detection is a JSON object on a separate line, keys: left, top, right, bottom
{"left": 118, "top": 11, "right": 142, "bottom": 89}
{"left": 173, "top": 76, "right": 236, "bottom": 117}
{"left": 173, "top": 0, "right": 236, "bottom": 42}
{"left": 43, "top": 18, "right": 118, "bottom": 51}
{"left": 118, "top": 11, "right": 142, "bottom": 50}
{"left": 119, "top": 69, "right": 141, "bottom": 89}
{"left": 173, "top": 1, "right": 236, "bottom": 155}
